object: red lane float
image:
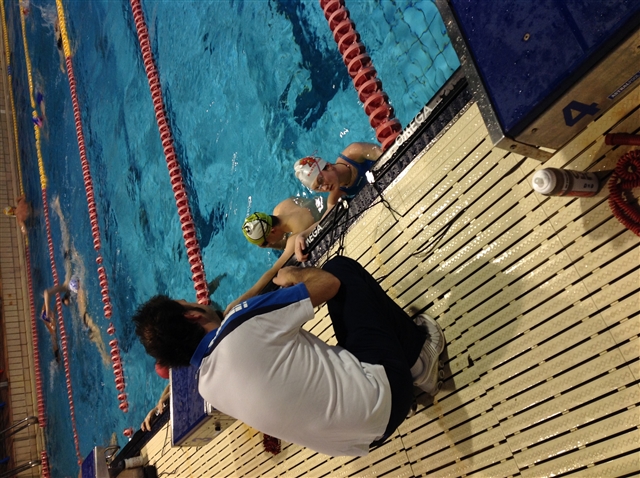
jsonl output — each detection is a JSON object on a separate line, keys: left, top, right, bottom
{"left": 129, "top": 0, "right": 210, "bottom": 304}
{"left": 63, "top": 50, "right": 130, "bottom": 447}
{"left": 41, "top": 450, "right": 51, "bottom": 478}
{"left": 319, "top": 0, "right": 401, "bottom": 151}
{"left": 24, "top": 247, "right": 47, "bottom": 427}
{"left": 40, "top": 187, "right": 82, "bottom": 463}
{"left": 608, "top": 150, "right": 640, "bottom": 236}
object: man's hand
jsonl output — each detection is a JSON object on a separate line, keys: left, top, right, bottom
{"left": 273, "top": 266, "right": 340, "bottom": 307}
{"left": 272, "top": 267, "right": 300, "bottom": 288}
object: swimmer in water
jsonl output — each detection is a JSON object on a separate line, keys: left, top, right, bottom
{"left": 54, "top": 18, "right": 65, "bottom": 72}
{"left": 293, "top": 142, "right": 382, "bottom": 261}
{"left": 223, "top": 196, "right": 325, "bottom": 315}
{"left": 3, "top": 195, "right": 31, "bottom": 236}
{"left": 19, "top": 0, "right": 29, "bottom": 15}
{"left": 43, "top": 275, "right": 79, "bottom": 319}
{"left": 40, "top": 305, "right": 60, "bottom": 363}
{"left": 141, "top": 384, "right": 170, "bottom": 432}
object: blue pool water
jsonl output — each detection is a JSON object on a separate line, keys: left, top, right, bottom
{"left": 4, "top": 1, "right": 458, "bottom": 476}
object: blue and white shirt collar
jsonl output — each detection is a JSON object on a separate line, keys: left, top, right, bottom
{"left": 190, "top": 328, "right": 218, "bottom": 368}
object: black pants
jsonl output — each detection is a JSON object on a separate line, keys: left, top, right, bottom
{"left": 322, "top": 256, "right": 426, "bottom": 446}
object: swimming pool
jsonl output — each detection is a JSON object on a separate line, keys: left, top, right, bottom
{"left": 4, "top": 0, "right": 458, "bottom": 475}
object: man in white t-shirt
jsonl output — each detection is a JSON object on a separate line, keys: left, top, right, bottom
{"left": 133, "top": 256, "right": 445, "bottom": 456}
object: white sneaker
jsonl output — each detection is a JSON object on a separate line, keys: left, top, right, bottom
{"left": 410, "top": 314, "right": 445, "bottom": 395}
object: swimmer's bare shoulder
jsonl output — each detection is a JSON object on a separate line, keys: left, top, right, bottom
{"left": 272, "top": 197, "right": 297, "bottom": 216}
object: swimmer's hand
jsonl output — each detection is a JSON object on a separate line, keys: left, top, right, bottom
{"left": 294, "top": 232, "right": 310, "bottom": 262}
{"left": 223, "top": 300, "right": 238, "bottom": 317}
{"left": 141, "top": 407, "right": 156, "bottom": 432}
{"left": 41, "top": 304, "right": 51, "bottom": 322}
{"left": 43, "top": 290, "right": 53, "bottom": 319}
{"left": 141, "top": 399, "right": 166, "bottom": 432}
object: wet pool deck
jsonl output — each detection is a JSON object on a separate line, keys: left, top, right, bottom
{"left": 140, "top": 79, "right": 640, "bottom": 477}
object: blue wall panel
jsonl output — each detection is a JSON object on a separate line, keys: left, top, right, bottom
{"left": 450, "top": 0, "right": 640, "bottom": 134}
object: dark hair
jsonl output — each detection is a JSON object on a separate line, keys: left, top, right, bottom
{"left": 132, "top": 295, "right": 207, "bottom": 368}
{"left": 270, "top": 215, "right": 280, "bottom": 228}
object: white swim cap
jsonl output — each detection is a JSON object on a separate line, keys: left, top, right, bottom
{"left": 294, "top": 156, "right": 327, "bottom": 190}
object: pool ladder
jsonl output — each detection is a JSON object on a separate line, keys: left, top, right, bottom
{"left": 0, "top": 416, "right": 41, "bottom": 477}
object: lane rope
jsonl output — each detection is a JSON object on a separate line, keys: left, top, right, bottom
{"left": 128, "top": 0, "right": 210, "bottom": 304}
{"left": 319, "top": 0, "right": 402, "bottom": 150}
{"left": 54, "top": 0, "right": 131, "bottom": 429}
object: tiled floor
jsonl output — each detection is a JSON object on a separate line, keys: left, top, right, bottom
{"left": 141, "top": 80, "right": 639, "bottom": 477}
{"left": 0, "top": 16, "right": 45, "bottom": 473}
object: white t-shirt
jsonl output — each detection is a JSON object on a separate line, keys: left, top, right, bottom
{"left": 191, "top": 283, "right": 391, "bottom": 456}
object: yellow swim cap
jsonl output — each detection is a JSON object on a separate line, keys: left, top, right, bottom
{"left": 242, "top": 212, "right": 272, "bottom": 246}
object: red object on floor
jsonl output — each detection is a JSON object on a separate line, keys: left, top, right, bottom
{"left": 608, "top": 150, "right": 640, "bottom": 236}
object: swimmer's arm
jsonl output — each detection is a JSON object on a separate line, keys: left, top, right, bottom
{"left": 327, "top": 188, "right": 345, "bottom": 210}
{"left": 43, "top": 283, "right": 69, "bottom": 317}
{"left": 294, "top": 223, "right": 317, "bottom": 262}
{"left": 224, "top": 238, "right": 296, "bottom": 316}
{"left": 45, "top": 283, "right": 69, "bottom": 296}
{"left": 142, "top": 384, "right": 170, "bottom": 432}
{"left": 341, "top": 142, "right": 382, "bottom": 162}
{"left": 45, "top": 320, "right": 56, "bottom": 335}
{"left": 294, "top": 193, "right": 343, "bottom": 262}
{"left": 154, "top": 384, "right": 171, "bottom": 414}
{"left": 158, "top": 384, "right": 171, "bottom": 405}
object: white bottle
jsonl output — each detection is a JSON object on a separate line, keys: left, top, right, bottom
{"left": 532, "top": 168, "right": 599, "bottom": 197}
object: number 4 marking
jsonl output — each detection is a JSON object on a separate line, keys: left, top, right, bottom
{"left": 562, "top": 100, "right": 600, "bottom": 127}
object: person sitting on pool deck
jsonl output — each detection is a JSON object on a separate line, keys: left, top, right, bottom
{"left": 223, "top": 196, "right": 325, "bottom": 315}
{"left": 140, "top": 273, "right": 227, "bottom": 433}
{"left": 293, "top": 142, "right": 381, "bottom": 261}
{"left": 132, "top": 255, "right": 445, "bottom": 456}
